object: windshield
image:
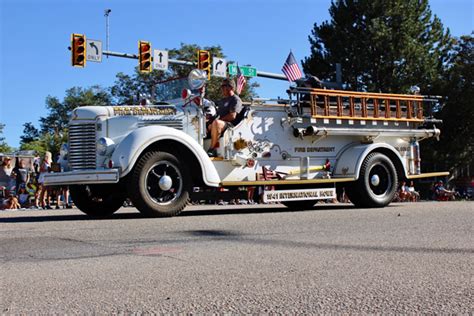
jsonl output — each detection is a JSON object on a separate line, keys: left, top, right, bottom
{"left": 154, "top": 77, "right": 191, "bottom": 102}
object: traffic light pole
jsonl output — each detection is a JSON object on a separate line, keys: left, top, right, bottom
{"left": 103, "top": 50, "right": 287, "bottom": 80}
{"left": 102, "top": 50, "right": 341, "bottom": 86}
{"left": 102, "top": 51, "right": 341, "bottom": 89}
{"left": 103, "top": 50, "right": 196, "bottom": 66}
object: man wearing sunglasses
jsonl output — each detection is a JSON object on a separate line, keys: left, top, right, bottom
{"left": 207, "top": 78, "right": 243, "bottom": 157}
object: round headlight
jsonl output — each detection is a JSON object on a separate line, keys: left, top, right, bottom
{"left": 97, "top": 137, "right": 115, "bottom": 156}
{"left": 188, "top": 69, "right": 208, "bottom": 90}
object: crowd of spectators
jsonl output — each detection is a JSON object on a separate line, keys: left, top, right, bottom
{"left": 0, "top": 152, "right": 71, "bottom": 211}
{"left": 396, "top": 181, "right": 420, "bottom": 202}
{"left": 395, "top": 180, "right": 462, "bottom": 202}
{"left": 1, "top": 151, "right": 463, "bottom": 210}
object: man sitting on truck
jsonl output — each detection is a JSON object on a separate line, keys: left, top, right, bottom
{"left": 207, "top": 78, "right": 243, "bottom": 157}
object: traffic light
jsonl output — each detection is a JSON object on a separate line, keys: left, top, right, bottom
{"left": 197, "top": 50, "right": 211, "bottom": 80}
{"left": 71, "top": 33, "right": 86, "bottom": 67}
{"left": 138, "top": 40, "right": 152, "bottom": 73}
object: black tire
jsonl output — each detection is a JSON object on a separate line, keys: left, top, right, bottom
{"left": 69, "top": 184, "right": 125, "bottom": 217}
{"left": 282, "top": 200, "right": 316, "bottom": 210}
{"left": 344, "top": 183, "right": 363, "bottom": 206}
{"left": 128, "top": 151, "right": 190, "bottom": 217}
{"left": 351, "top": 152, "right": 398, "bottom": 208}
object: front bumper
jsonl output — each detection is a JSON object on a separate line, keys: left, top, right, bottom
{"left": 43, "top": 169, "right": 120, "bottom": 186}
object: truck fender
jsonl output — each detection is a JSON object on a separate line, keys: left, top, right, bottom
{"left": 333, "top": 143, "right": 408, "bottom": 180}
{"left": 111, "top": 125, "right": 220, "bottom": 187}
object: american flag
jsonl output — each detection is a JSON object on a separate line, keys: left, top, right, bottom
{"left": 282, "top": 51, "right": 303, "bottom": 82}
{"left": 236, "top": 64, "right": 246, "bottom": 95}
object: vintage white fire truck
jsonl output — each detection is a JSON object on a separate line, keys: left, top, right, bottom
{"left": 44, "top": 69, "right": 448, "bottom": 217}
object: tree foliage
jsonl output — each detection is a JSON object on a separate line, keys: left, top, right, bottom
{"left": 110, "top": 43, "right": 258, "bottom": 105}
{"left": 19, "top": 122, "right": 46, "bottom": 154}
{"left": 303, "top": 0, "right": 454, "bottom": 93}
{"left": 20, "top": 122, "right": 40, "bottom": 145}
{"left": 433, "top": 35, "right": 474, "bottom": 170}
{"left": 40, "top": 86, "right": 111, "bottom": 135}
{"left": 19, "top": 43, "right": 258, "bottom": 156}
{"left": 0, "top": 123, "right": 13, "bottom": 153}
{"left": 31, "top": 86, "right": 111, "bottom": 156}
{"left": 303, "top": 1, "right": 473, "bottom": 178}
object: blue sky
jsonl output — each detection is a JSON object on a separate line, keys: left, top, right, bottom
{"left": 1, "top": 0, "right": 473, "bottom": 148}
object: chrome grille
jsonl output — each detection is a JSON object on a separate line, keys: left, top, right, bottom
{"left": 68, "top": 123, "right": 96, "bottom": 170}
{"left": 138, "top": 119, "right": 183, "bottom": 130}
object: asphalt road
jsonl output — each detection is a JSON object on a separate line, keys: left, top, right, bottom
{"left": 1, "top": 201, "right": 472, "bottom": 313}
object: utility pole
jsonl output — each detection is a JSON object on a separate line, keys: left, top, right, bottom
{"left": 104, "top": 9, "right": 111, "bottom": 58}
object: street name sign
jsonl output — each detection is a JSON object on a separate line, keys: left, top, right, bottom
{"left": 228, "top": 64, "right": 257, "bottom": 77}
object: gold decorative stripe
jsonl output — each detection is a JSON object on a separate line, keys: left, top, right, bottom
{"left": 221, "top": 177, "right": 356, "bottom": 186}
{"left": 406, "top": 172, "right": 450, "bottom": 179}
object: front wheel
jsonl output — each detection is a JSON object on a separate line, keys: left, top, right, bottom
{"left": 128, "top": 151, "right": 190, "bottom": 217}
{"left": 351, "top": 152, "right": 398, "bottom": 208}
{"left": 69, "top": 184, "right": 125, "bottom": 217}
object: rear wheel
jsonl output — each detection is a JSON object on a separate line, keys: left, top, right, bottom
{"left": 70, "top": 184, "right": 125, "bottom": 217}
{"left": 350, "top": 152, "right": 398, "bottom": 208}
{"left": 128, "top": 151, "right": 190, "bottom": 217}
{"left": 345, "top": 184, "right": 363, "bottom": 205}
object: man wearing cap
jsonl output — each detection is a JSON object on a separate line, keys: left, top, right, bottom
{"left": 207, "top": 78, "right": 243, "bottom": 157}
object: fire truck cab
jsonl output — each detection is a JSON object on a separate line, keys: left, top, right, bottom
{"left": 44, "top": 69, "right": 448, "bottom": 217}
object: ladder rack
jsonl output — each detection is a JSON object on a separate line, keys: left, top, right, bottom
{"left": 290, "top": 87, "right": 428, "bottom": 122}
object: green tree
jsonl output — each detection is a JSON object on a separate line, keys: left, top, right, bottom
{"left": 40, "top": 85, "right": 111, "bottom": 135}
{"left": 38, "top": 85, "right": 111, "bottom": 156}
{"left": 110, "top": 43, "right": 258, "bottom": 105}
{"left": 20, "top": 122, "right": 40, "bottom": 145}
{"left": 303, "top": 0, "right": 454, "bottom": 93}
{"left": 168, "top": 43, "right": 258, "bottom": 101}
{"left": 431, "top": 35, "right": 474, "bottom": 171}
{"left": 19, "top": 139, "right": 46, "bottom": 155}
{"left": 0, "top": 123, "right": 13, "bottom": 153}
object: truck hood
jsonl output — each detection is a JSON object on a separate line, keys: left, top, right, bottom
{"left": 71, "top": 106, "right": 114, "bottom": 121}
{"left": 71, "top": 105, "right": 181, "bottom": 121}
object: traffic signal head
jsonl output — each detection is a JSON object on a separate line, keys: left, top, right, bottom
{"left": 139, "top": 40, "right": 152, "bottom": 73}
{"left": 71, "top": 33, "right": 86, "bottom": 67}
{"left": 197, "top": 50, "right": 211, "bottom": 80}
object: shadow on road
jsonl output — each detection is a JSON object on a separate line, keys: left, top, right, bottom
{"left": 180, "top": 204, "right": 358, "bottom": 217}
{"left": 0, "top": 203, "right": 396, "bottom": 223}
{"left": 174, "top": 229, "right": 473, "bottom": 255}
{"left": 0, "top": 212, "right": 145, "bottom": 223}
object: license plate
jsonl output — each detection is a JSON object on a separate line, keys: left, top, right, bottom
{"left": 263, "top": 188, "right": 336, "bottom": 203}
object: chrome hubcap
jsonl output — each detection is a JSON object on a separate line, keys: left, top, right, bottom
{"left": 145, "top": 161, "right": 183, "bottom": 205}
{"left": 371, "top": 174, "right": 380, "bottom": 186}
{"left": 159, "top": 175, "right": 173, "bottom": 191}
{"left": 368, "top": 162, "right": 392, "bottom": 197}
